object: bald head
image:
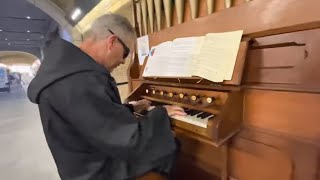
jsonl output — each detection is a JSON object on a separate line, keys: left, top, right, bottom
{"left": 80, "top": 14, "right": 136, "bottom": 72}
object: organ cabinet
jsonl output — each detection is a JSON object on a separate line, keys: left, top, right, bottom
{"left": 127, "top": 0, "right": 320, "bottom": 179}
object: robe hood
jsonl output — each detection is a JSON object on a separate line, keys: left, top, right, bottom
{"left": 28, "top": 38, "right": 110, "bottom": 104}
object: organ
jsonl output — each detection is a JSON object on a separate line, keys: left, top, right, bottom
{"left": 127, "top": 0, "right": 320, "bottom": 179}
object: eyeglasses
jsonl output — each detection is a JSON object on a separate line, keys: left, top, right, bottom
{"left": 108, "top": 29, "right": 130, "bottom": 59}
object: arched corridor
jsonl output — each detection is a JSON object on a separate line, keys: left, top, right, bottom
{"left": 0, "top": 0, "right": 78, "bottom": 179}
{"left": 0, "top": 53, "right": 59, "bottom": 179}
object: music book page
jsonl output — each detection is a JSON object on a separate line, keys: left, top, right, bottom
{"left": 192, "top": 30, "right": 243, "bottom": 82}
{"left": 216, "top": 30, "right": 243, "bottom": 80}
{"left": 170, "top": 37, "right": 203, "bottom": 77}
{"left": 143, "top": 37, "right": 202, "bottom": 77}
{"left": 142, "top": 41, "right": 173, "bottom": 77}
{"left": 142, "top": 30, "right": 243, "bottom": 82}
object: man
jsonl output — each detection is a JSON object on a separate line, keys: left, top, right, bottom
{"left": 28, "top": 14, "right": 186, "bottom": 180}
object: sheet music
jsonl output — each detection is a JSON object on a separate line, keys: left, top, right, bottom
{"left": 143, "top": 37, "right": 202, "bottom": 77}
{"left": 211, "top": 30, "right": 243, "bottom": 80}
{"left": 192, "top": 30, "right": 243, "bottom": 82}
{"left": 170, "top": 37, "right": 203, "bottom": 77}
{"left": 143, "top": 30, "right": 243, "bottom": 81}
{"left": 142, "top": 41, "right": 173, "bottom": 77}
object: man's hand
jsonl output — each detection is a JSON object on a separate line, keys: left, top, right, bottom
{"left": 132, "top": 99, "right": 152, "bottom": 113}
{"left": 163, "top": 105, "right": 187, "bottom": 117}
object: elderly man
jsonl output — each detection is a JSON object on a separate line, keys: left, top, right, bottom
{"left": 28, "top": 14, "right": 186, "bottom": 180}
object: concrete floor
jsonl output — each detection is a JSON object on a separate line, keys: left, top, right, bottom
{"left": 0, "top": 85, "right": 60, "bottom": 180}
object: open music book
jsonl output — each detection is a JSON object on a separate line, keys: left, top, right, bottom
{"left": 142, "top": 30, "right": 243, "bottom": 82}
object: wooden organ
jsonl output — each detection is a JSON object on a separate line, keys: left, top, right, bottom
{"left": 127, "top": 0, "right": 320, "bottom": 179}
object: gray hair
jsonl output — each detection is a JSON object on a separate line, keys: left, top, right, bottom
{"left": 83, "top": 14, "right": 136, "bottom": 42}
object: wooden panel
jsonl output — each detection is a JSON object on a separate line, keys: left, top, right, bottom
{"left": 173, "top": 132, "right": 227, "bottom": 179}
{"left": 131, "top": 79, "right": 143, "bottom": 91}
{"left": 177, "top": 133, "right": 225, "bottom": 169}
{"left": 247, "top": 46, "right": 304, "bottom": 69}
{"left": 318, "top": 161, "right": 320, "bottom": 180}
{"left": 243, "top": 28, "right": 320, "bottom": 92}
{"left": 243, "top": 89, "right": 320, "bottom": 144}
{"left": 148, "top": 0, "right": 320, "bottom": 46}
{"left": 236, "top": 129, "right": 319, "bottom": 180}
{"left": 245, "top": 68, "right": 300, "bottom": 84}
{"left": 173, "top": 154, "right": 220, "bottom": 180}
{"left": 229, "top": 138, "right": 293, "bottom": 180}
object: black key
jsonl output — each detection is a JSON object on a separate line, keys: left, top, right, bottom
{"left": 185, "top": 109, "right": 193, "bottom": 114}
{"left": 189, "top": 110, "right": 202, "bottom": 116}
{"left": 207, "top": 115, "right": 215, "bottom": 120}
{"left": 185, "top": 109, "right": 195, "bottom": 115}
{"left": 198, "top": 112, "right": 213, "bottom": 119}
{"left": 196, "top": 112, "right": 204, "bottom": 118}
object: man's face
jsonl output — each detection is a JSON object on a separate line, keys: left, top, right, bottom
{"left": 103, "top": 34, "right": 133, "bottom": 72}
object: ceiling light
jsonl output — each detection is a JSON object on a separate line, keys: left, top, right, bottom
{"left": 5, "top": 38, "right": 8, "bottom": 41}
{"left": 27, "top": 30, "right": 30, "bottom": 33}
{"left": 26, "top": 16, "right": 31, "bottom": 19}
{"left": 8, "top": 42, "right": 11, "bottom": 45}
{"left": 0, "top": 29, "right": 2, "bottom": 32}
{"left": 27, "top": 39, "right": 30, "bottom": 41}
{"left": 71, "top": 8, "right": 81, "bottom": 20}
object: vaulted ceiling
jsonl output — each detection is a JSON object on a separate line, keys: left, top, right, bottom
{"left": 0, "top": 0, "right": 133, "bottom": 64}
{"left": 0, "top": 0, "right": 58, "bottom": 59}
{"left": 51, "top": 0, "right": 101, "bottom": 26}
{"left": 0, "top": 0, "right": 102, "bottom": 60}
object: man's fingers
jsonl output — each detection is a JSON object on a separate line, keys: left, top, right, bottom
{"left": 170, "top": 105, "right": 184, "bottom": 112}
{"left": 163, "top": 105, "right": 187, "bottom": 117}
{"left": 172, "top": 110, "right": 187, "bottom": 116}
{"left": 140, "top": 99, "right": 152, "bottom": 105}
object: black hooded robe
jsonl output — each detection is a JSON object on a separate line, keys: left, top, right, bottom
{"left": 28, "top": 38, "right": 177, "bottom": 180}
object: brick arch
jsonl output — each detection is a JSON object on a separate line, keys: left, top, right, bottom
{"left": 0, "top": 51, "right": 38, "bottom": 66}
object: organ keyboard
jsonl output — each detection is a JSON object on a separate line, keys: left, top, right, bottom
{"left": 127, "top": 76, "right": 245, "bottom": 146}
{"left": 171, "top": 109, "right": 215, "bottom": 128}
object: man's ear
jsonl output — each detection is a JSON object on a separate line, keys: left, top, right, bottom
{"left": 107, "top": 35, "right": 117, "bottom": 51}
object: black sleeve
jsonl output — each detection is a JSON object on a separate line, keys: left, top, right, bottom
{"left": 123, "top": 103, "right": 134, "bottom": 113}
{"left": 48, "top": 73, "right": 176, "bottom": 161}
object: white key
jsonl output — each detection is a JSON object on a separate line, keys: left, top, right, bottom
{"left": 171, "top": 113, "right": 214, "bottom": 128}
